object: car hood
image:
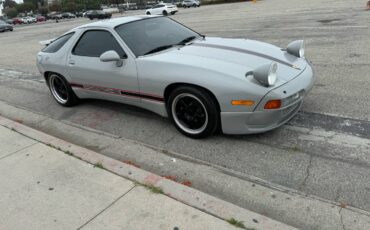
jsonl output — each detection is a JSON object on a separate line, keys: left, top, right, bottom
{"left": 176, "top": 37, "right": 307, "bottom": 82}
{"left": 138, "top": 37, "right": 307, "bottom": 90}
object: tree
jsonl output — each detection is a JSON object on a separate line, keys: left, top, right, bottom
{"left": 4, "top": 0, "right": 17, "bottom": 8}
{"left": 85, "top": 0, "right": 101, "bottom": 10}
{"left": 16, "top": 2, "right": 36, "bottom": 13}
{"left": 62, "top": 1, "right": 77, "bottom": 12}
{"left": 76, "top": 4, "right": 84, "bottom": 11}
{"left": 23, "top": 0, "right": 38, "bottom": 8}
{"left": 4, "top": 7, "right": 18, "bottom": 18}
{"left": 49, "top": 2, "right": 61, "bottom": 12}
{"left": 39, "top": 6, "right": 48, "bottom": 15}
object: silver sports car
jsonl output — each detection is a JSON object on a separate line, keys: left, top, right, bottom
{"left": 37, "top": 16, "right": 314, "bottom": 138}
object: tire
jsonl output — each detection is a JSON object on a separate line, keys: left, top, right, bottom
{"left": 47, "top": 73, "right": 79, "bottom": 107}
{"left": 167, "top": 86, "right": 219, "bottom": 138}
{"left": 193, "top": 3, "right": 196, "bottom": 7}
{"left": 10, "top": 28, "right": 13, "bottom": 31}
{"left": 146, "top": 11, "right": 151, "bottom": 15}
{"left": 163, "top": 10, "right": 168, "bottom": 16}
{"left": 171, "top": 12, "right": 176, "bottom": 15}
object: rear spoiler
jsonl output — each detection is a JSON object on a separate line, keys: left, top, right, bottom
{"left": 39, "top": 38, "right": 56, "bottom": 46}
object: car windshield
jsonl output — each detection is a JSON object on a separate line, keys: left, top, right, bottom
{"left": 115, "top": 17, "right": 200, "bottom": 57}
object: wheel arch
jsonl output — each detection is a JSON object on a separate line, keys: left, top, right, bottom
{"left": 164, "top": 83, "right": 221, "bottom": 113}
{"left": 43, "top": 71, "right": 53, "bottom": 85}
{"left": 44, "top": 71, "right": 70, "bottom": 86}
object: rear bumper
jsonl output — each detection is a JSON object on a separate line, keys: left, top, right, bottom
{"left": 221, "top": 63, "right": 314, "bottom": 134}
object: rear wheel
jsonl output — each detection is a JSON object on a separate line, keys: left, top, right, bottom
{"left": 146, "top": 11, "right": 151, "bottom": 15}
{"left": 48, "top": 73, "right": 79, "bottom": 107}
{"left": 168, "top": 86, "right": 219, "bottom": 138}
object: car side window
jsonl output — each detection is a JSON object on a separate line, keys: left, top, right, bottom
{"left": 42, "top": 32, "right": 75, "bottom": 53}
{"left": 72, "top": 30, "right": 126, "bottom": 58}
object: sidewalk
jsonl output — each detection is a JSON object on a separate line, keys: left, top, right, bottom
{"left": 0, "top": 117, "right": 296, "bottom": 230}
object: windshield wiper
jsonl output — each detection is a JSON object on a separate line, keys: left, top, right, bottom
{"left": 144, "top": 45, "right": 174, "bottom": 55}
{"left": 177, "top": 36, "right": 197, "bottom": 45}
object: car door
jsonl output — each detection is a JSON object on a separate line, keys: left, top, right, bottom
{"left": 66, "top": 29, "right": 140, "bottom": 104}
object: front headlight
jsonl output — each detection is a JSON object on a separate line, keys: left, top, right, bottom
{"left": 267, "top": 62, "right": 278, "bottom": 86}
{"left": 248, "top": 62, "right": 278, "bottom": 87}
{"left": 287, "top": 40, "right": 305, "bottom": 58}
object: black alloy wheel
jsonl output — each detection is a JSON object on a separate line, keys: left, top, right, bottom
{"left": 48, "top": 73, "right": 79, "bottom": 106}
{"left": 168, "top": 86, "right": 219, "bottom": 138}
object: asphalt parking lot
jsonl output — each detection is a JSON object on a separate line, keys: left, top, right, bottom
{"left": 1, "top": 0, "right": 370, "bottom": 228}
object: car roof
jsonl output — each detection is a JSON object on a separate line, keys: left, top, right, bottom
{"left": 74, "top": 15, "right": 160, "bottom": 30}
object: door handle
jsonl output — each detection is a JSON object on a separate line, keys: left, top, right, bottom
{"left": 69, "top": 60, "right": 75, "bottom": 65}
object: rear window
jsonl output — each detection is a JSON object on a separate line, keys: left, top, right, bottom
{"left": 42, "top": 32, "right": 74, "bottom": 53}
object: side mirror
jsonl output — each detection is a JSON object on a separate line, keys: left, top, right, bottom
{"left": 100, "top": 50, "right": 125, "bottom": 67}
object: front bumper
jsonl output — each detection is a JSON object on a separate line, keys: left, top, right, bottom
{"left": 221, "top": 64, "right": 314, "bottom": 134}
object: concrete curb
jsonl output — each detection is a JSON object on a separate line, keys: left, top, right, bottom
{"left": 0, "top": 115, "right": 296, "bottom": 230}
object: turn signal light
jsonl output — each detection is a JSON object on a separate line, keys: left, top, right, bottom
{"left": 231, "top": 100, "right": 255, "bottom": 106}
{"left": 264, "top": 100, "right": 281, "bottom": 109}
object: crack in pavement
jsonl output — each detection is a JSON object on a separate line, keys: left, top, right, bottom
{"left": 299, "top": 155, "right": 313, "bottom": 190}
{"left": 339, "top": 207, "right": 346, "bottom": 230}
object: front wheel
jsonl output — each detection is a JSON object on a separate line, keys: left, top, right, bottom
{"left": 48, "top": 73, "right": 79, "bottom": 107}
{"left": 168, "top": 86, "right": 219, "bottom": 138}
{"left": 163, "top": 10, "right": 168, "bottom": 16}
{"left": 146, "top": 11, "right": 151, "bottom": 15}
